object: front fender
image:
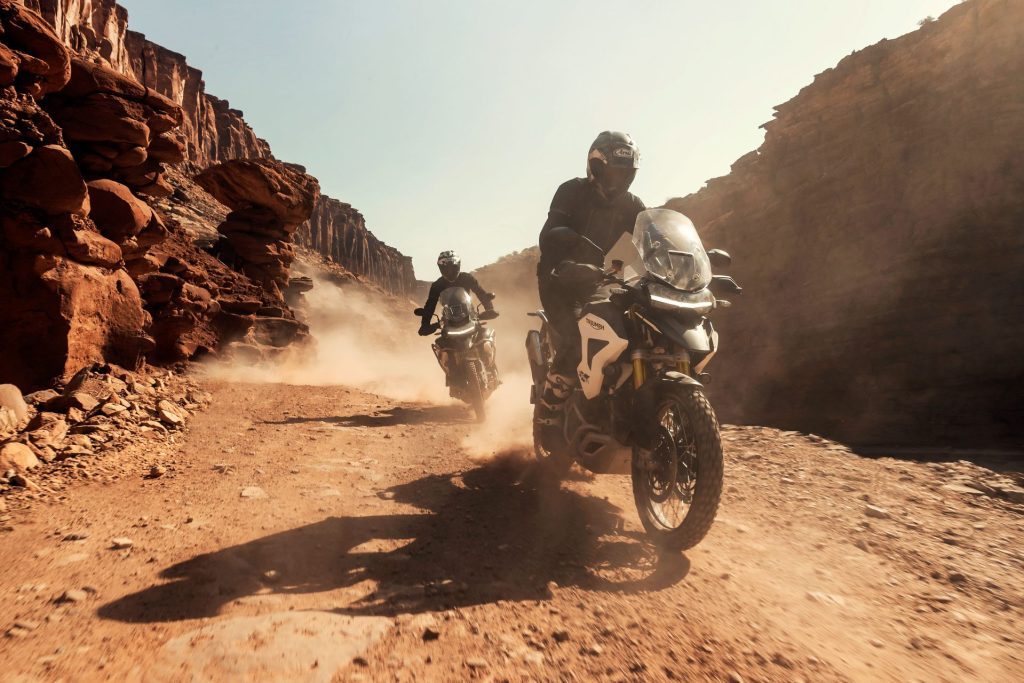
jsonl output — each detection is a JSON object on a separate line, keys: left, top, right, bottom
{"left": 658, "top": 370, "right": 703, "bottom": 389}
{"left": 632, "top": 371, "right": 703, "bottom": 449}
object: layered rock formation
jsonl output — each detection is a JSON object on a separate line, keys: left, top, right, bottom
{"left": 19, "top": 0, "right": 270, "bottom": 165}
{"left": 295, "top": 197, "right": 416, "bottom": 296}
{"left": 18, "top": 0, "right": 414, "bottom": 295}
{"left": 196, "top": 160, "right": 320, "bottom": 297}
{"left": 666, "top": 0, "right": 1024, "bottom": 448}
{"left": 0, "top": 1, "right": 155, "bottom": 390}
{"left": 43, "top": 56, "right": 184, "bottom": 197}
{"left": 1, "top": 1, "right": 315, "bottom": 389}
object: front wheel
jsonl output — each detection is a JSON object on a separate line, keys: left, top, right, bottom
{"left": 632, "top": 386, "right": 723, "bottom": 550}
{"left": 467, "top": 360, "right": 487, "bottom": 422}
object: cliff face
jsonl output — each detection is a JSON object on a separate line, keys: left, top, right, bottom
{"left": 17, "top": 0, "right": 415, "bottom": 294}
{"left": 21, "top": 0, "right": 270, "bottom": 165}
{"left": 667, "top": 0, "right": 1024, "bottom": 448}
{"left": 295, "top": 197, "right": 416, "bottom": 296}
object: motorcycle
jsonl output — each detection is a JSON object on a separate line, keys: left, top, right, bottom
{"left": 415, "top": 287, "right": 500, "bottom": 422}
{"left": 525, "top": 208, "right": 741, "bottom": 550}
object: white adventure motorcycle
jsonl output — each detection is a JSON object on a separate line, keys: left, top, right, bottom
{"left": 526, "top": 209, "right": 741, "bottom": 549}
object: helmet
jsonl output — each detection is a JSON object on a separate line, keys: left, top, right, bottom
{"left": 437, "top": 250, "right": 461, "bottom": 282}
{"left": 587, "top": 131, "right": 640, "bottom": 199}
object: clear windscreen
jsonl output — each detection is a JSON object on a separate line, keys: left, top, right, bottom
{"left": 439, "top": 287, "right": 473, "bottom": 325}
{"left": 631, "top": 209, "right": 711, "bottom": 291}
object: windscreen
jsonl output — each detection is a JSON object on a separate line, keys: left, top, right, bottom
{"left": 439, "top": 287, "right": 473, "bottom": 326}
{"left": 632, "top": 209, "right": 711, "bottom": 291}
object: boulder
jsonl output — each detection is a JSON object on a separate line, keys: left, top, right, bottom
{"left": 0, "top": 384, "right": 29, "bottom": 422}
{"left": 0, "top": 140, "right": 32, "bottom": 168}
{"left": 47, "top": 93, "right": 151, "bottom": 146}
{"left": 25, "top": 257, "right": 150, "bottom": 386}
{"left": 46, "top": 390, "right": 99, "bottom": 413}
{"left": 0, "top": 145, "right": 89, "bottom": 215}
{"left": 112, "top": 145, "right": 148, "bottom": 168}
{"left": 25, "top": 412, "right": 67, "bottom": 444}
{"left": 62, "top": 227, "right": 123, "bottom": 269}
{"left": 58, "top": 55, "right": 149, "bottom": 100}
{"left": 195, "top": 160, "right": 320, "bottom": 228}
{"left": 0, "top": 441, "right": 39, "bottom": 471}
{"left": 0, "top": 212, "right": 63, "bottom": 253}
{"left": 0, "top": 406, "right": 17, "bottom": 433}
{"left": 136, "top": 176, "right": 174, "bottom": 198}
{"left": 0, "top": 0, "right": 71, "bottom": 95}
{"left": 147, "top": 135, "right": 186, "bottom": 164}
{"left": 23, "top": 389, "right": 59, "bottom": 406}
{"left": 0, "top": 43, "right": 18, "bottom": 86}
{"left": 87, "top": 179, "right": 154, "bottom": 243}
{"left": 251, "top": 317, "right": 308, "bottom": 348}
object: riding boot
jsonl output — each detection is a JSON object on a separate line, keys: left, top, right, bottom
{"left": 536, "top": 371, "right": 572, "bottom": 420}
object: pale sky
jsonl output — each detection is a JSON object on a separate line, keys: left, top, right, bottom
{"left": 122, "top": 0, "right": 957, "bottom": 277}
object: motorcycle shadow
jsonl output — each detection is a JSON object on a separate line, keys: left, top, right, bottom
{"left": 98, "top": 457, "right": 689, "bottom": 623}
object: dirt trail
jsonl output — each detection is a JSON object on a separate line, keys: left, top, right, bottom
{"left": 1, "top": 380, "right": 1022, "bottom": 682}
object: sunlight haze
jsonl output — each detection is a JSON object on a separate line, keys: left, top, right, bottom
{"left": 121, "top": 0, "right": 958, "bottom": 277}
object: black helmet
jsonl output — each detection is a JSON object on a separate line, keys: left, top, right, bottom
{"left": 437, "top": 250, "right": 461, "bottom": 282}
{"left": 587, "top": 131, "right": 640, "bottom": 199}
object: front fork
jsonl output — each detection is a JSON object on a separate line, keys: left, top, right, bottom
{"left": 631, "top": 350, "right": 691, "bottom": 389}
{"left": 630, "top": 348, "right": 692, "bottom": 457}
{"left": 432, "top": 344, "right": 455, "bottom": 384}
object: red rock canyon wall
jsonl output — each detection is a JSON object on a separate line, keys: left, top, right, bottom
{"left": 667, "top": 0, "right": 1024, "bottom": 448}
{"left": 17, "top": 0, "right": 414, "bottom": 295}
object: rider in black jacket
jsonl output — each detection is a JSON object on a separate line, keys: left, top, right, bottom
{"left": 536, "top": 131, "right": 646, "bottom": 416}
{"left": 419, "top": 250, "right": 496, "bottom": 335}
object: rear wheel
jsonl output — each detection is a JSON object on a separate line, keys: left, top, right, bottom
{"left": 632, "top": 386, "right": 723, "bottom": 550}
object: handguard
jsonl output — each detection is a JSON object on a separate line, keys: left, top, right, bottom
{"left": 553, "top": 261, "right": 605, "bottom": 288}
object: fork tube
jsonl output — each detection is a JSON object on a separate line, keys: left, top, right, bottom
{"left": 632, "top": 352, "right": 646, "bottom": 389}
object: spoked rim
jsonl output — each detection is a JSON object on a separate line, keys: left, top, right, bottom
{"left": 641, "top": 398, "right": 698, "bottom": 530}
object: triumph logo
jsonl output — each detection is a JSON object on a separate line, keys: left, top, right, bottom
{"left": 585, "top": 317, "right": 605, "bottom": 331}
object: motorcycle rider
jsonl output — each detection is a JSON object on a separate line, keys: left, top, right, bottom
{"left": 535, "top": 131, "right": 645, "bottom": 427}
{"left": 419, "top": 250, "right": 497, "bottom": 335}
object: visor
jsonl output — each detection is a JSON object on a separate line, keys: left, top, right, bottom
{"left": 595, "top": 165, "right": 636, "bottom": 196}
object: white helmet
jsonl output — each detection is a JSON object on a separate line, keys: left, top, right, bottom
{"left": 437, "top": 250, "right": 461, "bottom": 282}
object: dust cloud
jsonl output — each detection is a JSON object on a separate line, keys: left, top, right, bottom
{"left": 461, "top": 259, "right": 543, "bottom": 462}
{"left": 205, "top": 260, "right": 546, "bottom": 463}
{"left": 204, "top": 277, "right": 451, "bottom": 404}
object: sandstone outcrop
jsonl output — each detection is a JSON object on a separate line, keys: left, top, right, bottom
{"left": 2, "top": 0, "right": 413, "bottom": 395}
{"left": 43, "top": 57, "right": 183, "bottom": 197}
{"left": 666, "top": 0, "right": 1024, "bottom": 448}
{"left": 0, "top": 1, "right": 154, "bottom": 391}
{"left": 20, "top": 0, "right": 271, "bottom": 165}
{"left": 296, "top": 196, "right": 416, "bottom": 296}
{"left": 196, "top": 159, "right": 321, "bottom": 299}
{"left": 17, "top": 0, "right": 415, "bottom": 295}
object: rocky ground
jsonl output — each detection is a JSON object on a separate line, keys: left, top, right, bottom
{"left": 0, "top": 379, "right": 1021, "bottom": 682}
{"left": 0, "top": 364, "right": 208, "bottom": 518}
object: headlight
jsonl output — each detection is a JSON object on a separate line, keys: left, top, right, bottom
{"left": 648, "top": 284, "right": 715, "bottom": 315}
{"left": 445, "top": 324, "right": 476, "bottom": 337}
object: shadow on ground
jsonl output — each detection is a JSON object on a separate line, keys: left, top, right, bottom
{"left": 99, "top": 455, "right": 689, "bottom": 623}
{"left": 263, "top": 404, "right": 472, "bottom": 427}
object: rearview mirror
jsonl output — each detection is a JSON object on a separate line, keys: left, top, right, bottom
{"left": 707, "top": 249, "right": 732, "bottom": 268}
{"left": 711, "top": 275, "right": 743, "bottom": 294}
{"left": 413, "top": 307, "right": 424, "bottom": 316}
